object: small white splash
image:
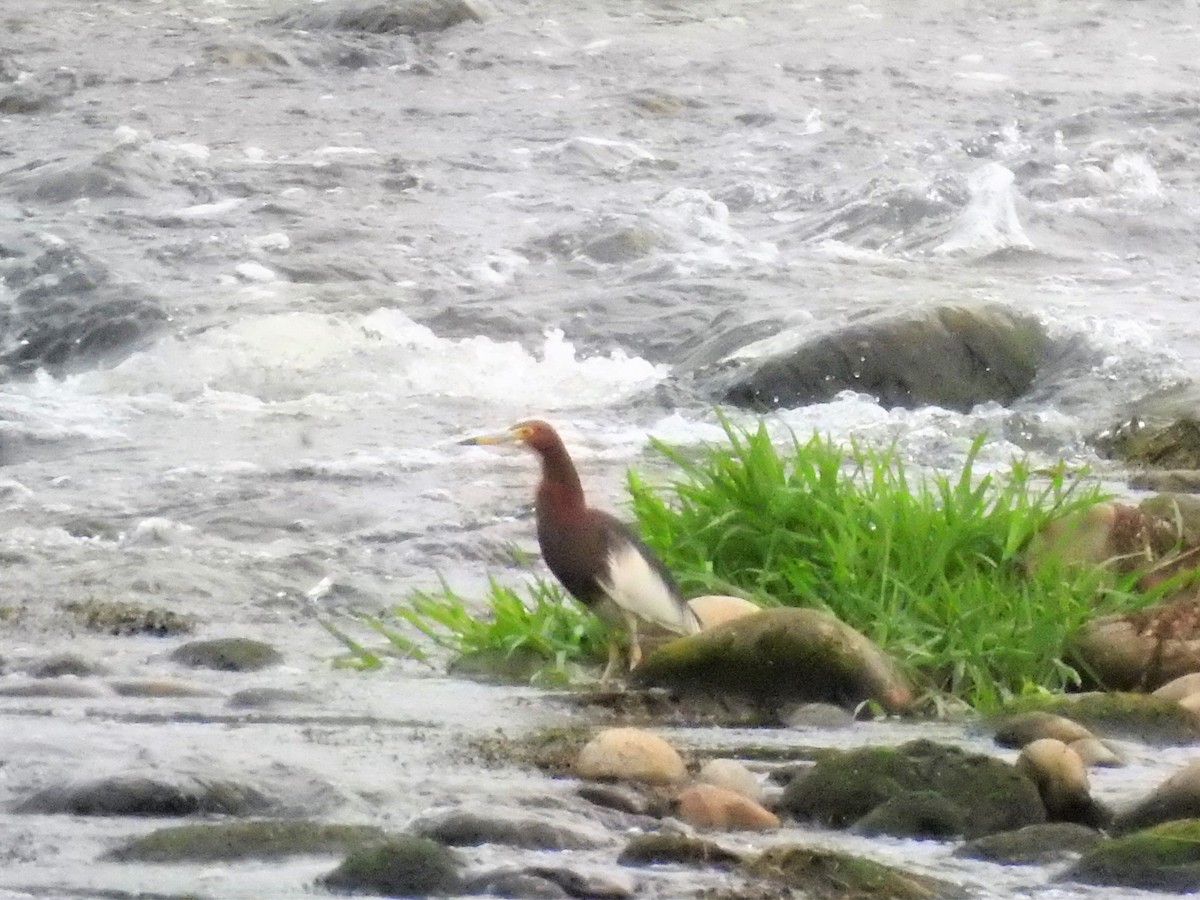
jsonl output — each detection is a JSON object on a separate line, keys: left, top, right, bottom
{"left": 123, "top": 517, "right": 195, "bottom": 546}
{"left": 173, "top": 198, "right": 246, "bottom": 219}
{"left": 934, "top": 162, "right": 1032, "bottom": 256}
{"left": 544, "top": 136, "right": 656, "bottom": 171}
{"left": 248, "top": 233, "right": 291, "bottom": 252}
{"left": 234, "top": 261, "right": 279, "bottom": 282}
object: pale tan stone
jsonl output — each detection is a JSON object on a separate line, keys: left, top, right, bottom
{"left": 1068, "top": 736, "right": 1124, "bottom": 768}
{"left": 575, "top": 727, "right": 687, "bottom": 785}
{"left": 676, "top": 783, "right": 779, "bottom": 831}
{"left": 697, "top": 758, "right": 762, "bottom": 803}
{"left": 1153, "top": 672, "right": 1200, "bottom": 703}
{"left": 687, "top": 595, "right": 761, "bottom": 629}
{"left": 1017, "top": 739, "right": 1092, "bottom": 821}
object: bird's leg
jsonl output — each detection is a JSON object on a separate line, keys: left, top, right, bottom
{"left": 625, "top": 614, "right": 643, "bottom": 671}
{"left": 599, "top": 640, "right": 622, "bottom": 685}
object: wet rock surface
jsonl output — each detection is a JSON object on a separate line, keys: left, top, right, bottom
{"left": 779, "top": 739, "right": 1046, "bottom": 839}
{"left": 633, "top": 607, "right": 913, "bottom": 714}
{"left": 13, "top": 774, "right": 276, "bottom": 818}
{"left": 714, "top": 304, "right": 1047, "bottom": 413}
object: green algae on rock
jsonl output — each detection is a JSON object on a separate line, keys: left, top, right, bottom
{"left": 1002, "top": 693, "right": 1200, "bottom": 745}
{"left": 780, "top": 739, "right": 1044, "bottom": 839}
{"left": 1066, "top": 819, "right": 1200, "bottom": 892}
{"left": 631, "top": 607, "right": 913, "bottom": 714}
{"left": 320, "top": 836, "right": 465, "bottom": 897}
{"left": 956, "top": 822, "right": 1104, "bottom": 866}
{"left": 106, "top": 820, "right": 389, "bottom": 862}
{"left": 747, "top": 845, "right": 955, "bottom": 899}
{"left": 170, "top": 637, "right": 283, "bottom": 672}
{"left": 618, "top": 833, "right": 744, "bottom": 868}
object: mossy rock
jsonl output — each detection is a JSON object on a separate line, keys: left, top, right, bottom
{"left": 67, "top": 600, "right": 194, "bottom": 636}
{"left": 464, "top": 725, "right": 594, "bottom": 776}
{"left": 105, "top": 820, "right": 388, "bottom": 862}
{"left": 618, "top": 833, "right": 743, "bottom": 868}
{"left": 170, "top": 637, "right": 282, "bottom": 672}
{"left": 1003, "top": 693, "right": 1200, "bottom": 746}
{"left": 632, "top": 607, "right": 913, "bottom": 714}
{"left": 448, "top": 646, "right": 569, "bottom": 686}
{"left": 320, "top": 836, "right": 464, "bottom": 897}
{"left": 1106, "top": 417, "right": 1200, "bottom": 470}
{"left": 14, "top": 775, "right": 275, "bottom": 817}
{"left": 956, "top": 822, "right": 1104, "bottom": 865}
{"left": 780, "top": 739, "right": 1044, "bottom": 839}
{"left": 851, "top": 790, "right": 968, "bottom": 840}
{"left": 717, "top": 303, "right": 1047, "bottom": 413}
{"left": 1066, "top": 819, "right": 1200, "bottom": 891}
{"left": 747, "top": 845, "right": 953, "bottom": 899}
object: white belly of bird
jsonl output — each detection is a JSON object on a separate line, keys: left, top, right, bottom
{"left": 599, "top": 542, "right": 699, "bottom": 635}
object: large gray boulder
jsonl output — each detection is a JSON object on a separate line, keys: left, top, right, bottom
{"left": 716, "top": 303, "right": 1047, "bottom": 412}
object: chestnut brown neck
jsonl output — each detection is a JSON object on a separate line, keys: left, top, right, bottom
{"left": 532, "top": 432, "right": 585, "bottom": 519}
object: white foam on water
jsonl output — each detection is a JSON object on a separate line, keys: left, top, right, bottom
{"left": 69, "top": 306, "right": 666, "bottom": 411}
{"left": 934, "top": 162, "right": 1033, "bottom": 256}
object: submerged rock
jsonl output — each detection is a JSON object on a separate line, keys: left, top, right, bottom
{"left": 462, "top": 869, "right": 571, "bottom": 898}
{"left": 412, "top": 806, "right": 610, "bottom": 850}
{"left": 1066, "top": 819, "right": 1200, "bottom": 892}
{"left": 748, "top": 844, "right": 954, "bottom": 899}
{"left": 170, "top": 637, "right": 283, "bottom": 671}
{"left": 66, "top": 599, "right": 194, "bottom": 637}
{"left": 715, "top": 303, "right": 1047, "bottom": 413}
{"left": 1004, "top": 693, "right": 1200, "bottom": 745}
{"left": 320, "top": 836, "right": 464, "bottom": 897}
{"left": 991, "top": 710, "right": 1095, "bottom": 748}
{"left": 850, "top": 790, "right": 968, "bottom": 840}
{"left": 956, "top": 822, "right": 1104, "bottom": 865}
{"left": 14, "top": 774, "right": 275, "bottom": 817}
{"left": 272, "top": 0, "right": 487, "bottom": 34}
{"left": 780, "top": 739, "right": 1045, "bottom": 839}
{"left": 575, "top": 727, "right": 688, "bottom": 785}
{"left": 0, "top": 232, "right": 167, "bottom": 379}
{"left": 105, "top": 820, "right": 388, "bottom": 862}
{"left": 632, "top": 607, "right": 913, "bottom": 714}
{"left": 1113, "top": 759, "right": 1200, "bottom": 835}
{"left": 21, "top": 653, "right": 107, "bottom": 678}
{"left": 618, "top": 832, "right": 743, "bottom": 868}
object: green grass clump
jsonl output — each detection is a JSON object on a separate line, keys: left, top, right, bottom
{"left": 326, "top": 577, "right": 609, "bottom": 682}
{"left": 627, "top": 418, "right": 1134, "bottom": 707}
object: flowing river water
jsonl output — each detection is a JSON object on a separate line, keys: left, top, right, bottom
{"left": 2, "top": 0, "right": 1200, "bottom": 896}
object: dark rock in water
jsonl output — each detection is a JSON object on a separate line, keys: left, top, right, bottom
{"left": 462, "top": 868, "right": 570, "bottom": 899}
{"left": 632, "top": 607, "right": 913, "bottom": 715}
{"left": 521, "top": 865, "right": 635, "bottom": 899}
{"left": 715, "top": 303, "right": 1047, "bottom": 412}
{"left": 108, "top": 677, "right": 221, "bottom": 698}
{"left": 956, "top": 822, "right": 1104, "bottom": 865}
{"left": 105, "top": 819, "right": 388, "bottom": 862}
{"left": 0, "top": 234, "right": 166, "bottom": 379}
{"left": 1101, "top": 415, "right": 1200, "bottom": 470}
{"left": 991, "top": 710, "right": 1094, "bottom": 748}
{"left": 412, "top": 806, "right": 609, "bottom": 850}
{"left": 170, "top": 637, "right": 283, "bottom": 671}
{"left": 850, "top": 790, "right": 968, "bottom": 840}
{"left": 1002, "top": 693, "right": 1200, "bottom": 746}
{"left": 273, "top": 0, "right": 487, "bottom": 34}
{"left": 0, "top": 678, "right": 108, "bottom": 698}
{"left": 747, "top": 844, "right": 954, "bottom": 899}
{"left": 13, "top": 774, "right": 275, "bottom": 817}
{"left": 576, "top": 783, "right": 661, "bottom": 818}
{"left": 22, "top": 653, "right": 108, "bottom": 678}
{"left": 780, "top": 739, "right": 1045, "bottom": 840}
{"left": 66, "top": 599, "right": 195, "bottom": 636}
{"left": 1112, "top": 759, "right": 1200, "bottom": 835}
{"left": 227, "top": 687, "right": 315, "bottom": 709}
{"left": 320, "top": 837, "right": 464, "bottom": 897}
{"left": 1065, "top": 819, "right": 1200, "bottom": 892}
{"left": 617, "top": 832, "right": 743, "bottom": 868}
